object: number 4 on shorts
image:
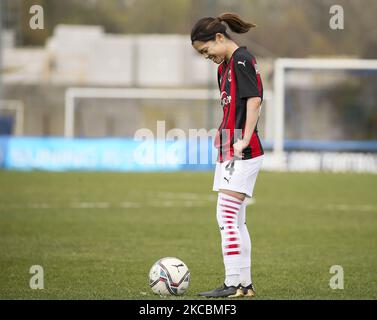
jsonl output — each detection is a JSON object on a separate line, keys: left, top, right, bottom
{"left": 225, "top": 159, "right": 235, "bottom": 176}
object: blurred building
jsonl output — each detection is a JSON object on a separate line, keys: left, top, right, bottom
{"left": 2, "top": 24, "right": 273, "bottom": 137}
{"left": 3, "top": 24, "right": 218, "bottom": 86}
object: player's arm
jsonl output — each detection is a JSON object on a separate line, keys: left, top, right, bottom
{"left": 233, "top": 97, "right": 261, "bottom": 158}
{"left": 233, "top": 56, "right": 262, "bottom": 158}
{"left": 242, "top": 97, "right": 262, "bottom": 144}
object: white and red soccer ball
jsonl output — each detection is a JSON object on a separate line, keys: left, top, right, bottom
{"left": 148, "top": 257, "right": 190, "bottom": 296}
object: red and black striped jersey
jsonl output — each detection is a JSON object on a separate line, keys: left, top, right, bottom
{"left": 214, "top": 46, "right": 264, "bottom": 162}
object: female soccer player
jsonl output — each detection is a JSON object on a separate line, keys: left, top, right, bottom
{"left": 191, "top": 13, "right": 264, "bottom": 298}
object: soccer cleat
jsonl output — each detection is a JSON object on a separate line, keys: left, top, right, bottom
{"left": 241, "top": 283, "right": 256, "bottom": 297}
{"left": 198, "top": 283, "right": 242, "bottom": 298}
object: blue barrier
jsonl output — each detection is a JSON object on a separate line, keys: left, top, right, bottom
{"left": 0, "top": 136, "right": 376, "bottom": 171}
{"left": 284, "top": 140, "right": 377, "bottom": 152}
{"left": 262, "top": 140, "right": 377, "bottom": 152}
{"left": 0, "top": 137, "right": 216, "bottom": 171}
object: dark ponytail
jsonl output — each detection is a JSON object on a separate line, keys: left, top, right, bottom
{"left": 218, "top": 13, "right": 256, "bottom": 33}
{"left": 191, "top": 12, "right": 256, "bottom": 44}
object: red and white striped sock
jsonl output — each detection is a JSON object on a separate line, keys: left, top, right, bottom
{"left": 216, "top": 192, "right": 243, "bottom": 287}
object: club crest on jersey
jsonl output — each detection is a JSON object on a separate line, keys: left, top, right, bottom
{"left": 227, "top": 69, "right": 232, "bottom": 82}
{"left": 220, "top": 91, "right": 231, "bottom": 107}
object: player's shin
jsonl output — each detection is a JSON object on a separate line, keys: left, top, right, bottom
{"left": 216, "top": 192, "right": 243, "bottom": 287}
{"left": 238, "top": 199, "right": 252, "bottom": 287}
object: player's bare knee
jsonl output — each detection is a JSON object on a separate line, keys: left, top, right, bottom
{"left": 219, "top": 189, "right": 246, "bottom": 201}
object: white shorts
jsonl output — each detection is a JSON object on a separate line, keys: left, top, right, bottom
{"left": 213, "top": 155, "right": 264, "bottom": 198}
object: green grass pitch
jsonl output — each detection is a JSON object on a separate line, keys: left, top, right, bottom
{"left": 0, "top": 170, "right": 376, "bottom": 300}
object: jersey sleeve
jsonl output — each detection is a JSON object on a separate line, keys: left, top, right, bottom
{"left": 234, "top": 57, "right": 261, "bottom": 100}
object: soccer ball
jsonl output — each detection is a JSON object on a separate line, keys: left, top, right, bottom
{"left": 148, "top": 257, "right": 190, "bottom": 296}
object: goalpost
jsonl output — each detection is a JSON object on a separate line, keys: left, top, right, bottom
{"left": 64, "top": 87, "right": 273, "bottom": 138}
{"left": 64, "top": 88, "right": 219, "bottom": 138}
{"left": 273, "top": 58, "right": 377, "bottom": 154}
{"left": 64, "top": 58, "right": 377, "bottom": 155}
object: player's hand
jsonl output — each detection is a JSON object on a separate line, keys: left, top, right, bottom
{"left": 233, "top": 139, "right": 247, "bottom": 159}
